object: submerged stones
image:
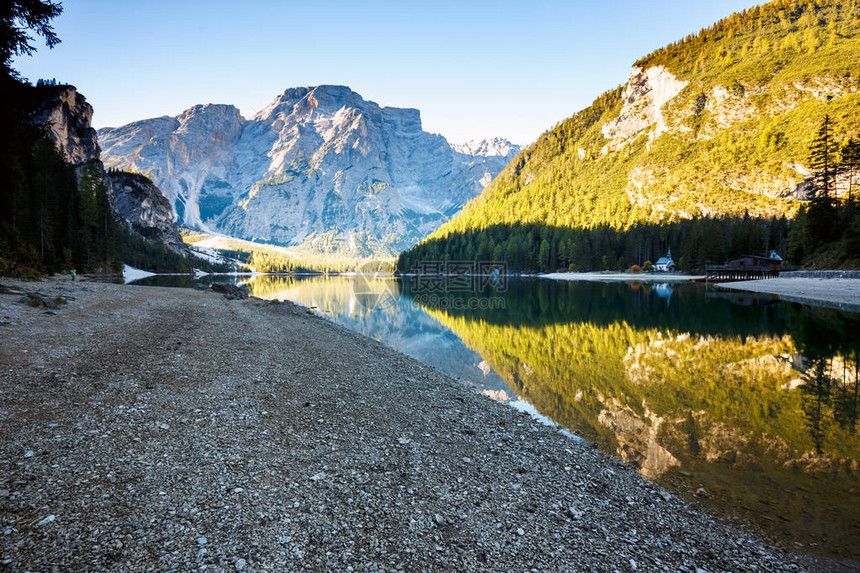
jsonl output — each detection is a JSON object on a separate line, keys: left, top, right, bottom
{"left": 211, "top": 283, "right": 248, "bottom": 300}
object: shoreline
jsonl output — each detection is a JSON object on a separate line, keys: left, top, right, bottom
{"left": 542, "top": 271, "right": 860, "bottom": 312}
{"left": 717, "top": 277, "right": 860, "bottom": 313}
{"left": 0, "top": 277, "right": 848, "bottom": 571}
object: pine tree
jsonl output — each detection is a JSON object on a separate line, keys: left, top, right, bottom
{"left": 806, "top": 116, "right": 840, "bottom": 246}
{"left": 842, "top": 137, "right": 860, "bottom": 208}
{"left": 810, "top": 115, "right": 837, "bottom": 201}
{"left": 1, "top": 0, "right": 63, "bottom": 77}
{"left": 538, "top": 239, "right": 550, "bottom": 271}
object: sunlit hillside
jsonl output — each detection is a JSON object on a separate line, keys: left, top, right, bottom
{"left": 399, "top": 0, "right": 860, "bottom": 272}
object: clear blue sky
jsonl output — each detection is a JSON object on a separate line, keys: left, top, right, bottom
{"left": 13, "top": 0, "right": 760, "bottom": 145}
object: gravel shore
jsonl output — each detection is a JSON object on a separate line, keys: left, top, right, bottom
{"left": 0, "top": 278, "right": 846, "bottom": 571}
{"left": 718, "top": 277, "right": 860, "bottom": 313}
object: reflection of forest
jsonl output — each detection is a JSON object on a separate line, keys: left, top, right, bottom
{"left": 246, "top": 275, "right": 860, "bottom": 470}
{"left": 404, "top": 278, "right": 860, "bottom": 347}
{"left": 408, "top": 279, "right": 860, "bottom": 559}
{"left": 801, "top": 355, "right": 859, "bottom": 456}
{"left": 423, "top": 311, "right": 859, "bottom": 474}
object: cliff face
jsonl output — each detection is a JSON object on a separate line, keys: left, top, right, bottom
{"left": 609, "top": 66, "right": 858, "bottom": 206}
{"left": 99, "top": 104, "right": 244, "bottom": 230}
{"left": 601, "top": 65, "right": 688, "bottom": 148}
{"left": 31, "top": 85, "right": 186, "bottom": 255}
{"left": 99, "top": 85, "right": 519, "bottom": 257}
{"left": 105, "top": 171, "right": 186, "bottom": 253}
{"left": 30, "top": 86, "right": 100, "bottom": 165}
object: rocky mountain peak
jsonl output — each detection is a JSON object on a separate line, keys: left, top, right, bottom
{"left": 98, "top": 86, "right": 517, "bottom": 257}
{"left": 171, "top": 103, "right": 244, "bottom": 162}
{"left": 253, "top": 85, "right": 424, "bottom": 133}
{"left": 176, "top": 103, "right": 244, "bottom": 127}
{"left": 307, "top": 84, "right": 364, "bottom": 108}
{"left": 254, "top": 85, "right": 366, "bottom": 122}
{"left": 98, "top": 115, "right": 180, "bottom": 161}
{"left": 382, "top": 106, "right": 423, "bottom": 133}
{"left": 30, "top": 85, "right": 100, "bottom": 165}
{"left": 452, "top": 137, "right": 521, "bottom": 158}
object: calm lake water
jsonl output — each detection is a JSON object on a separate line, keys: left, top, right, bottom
{"left": 132, "top": 273, "right": 860, "bottom": 560}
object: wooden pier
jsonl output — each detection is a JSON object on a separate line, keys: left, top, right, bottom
{"left": 704, "top": 266, "right": 780, "bottom": 281}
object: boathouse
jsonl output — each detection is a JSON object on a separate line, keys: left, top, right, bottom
{"left": 705, "top": 252, "right": 783, "bottom": 281}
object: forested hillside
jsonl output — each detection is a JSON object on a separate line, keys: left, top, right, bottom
{"left": 0, "top": 79, "right": 117, "bottom": 276}
{"left": 399, "top": 0, "right": 860, "bottom": 273}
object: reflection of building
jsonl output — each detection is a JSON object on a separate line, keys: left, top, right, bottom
{"left": 654, "top": 249, "right": 676, "bottom": 272}
{"left": 654, "top": 283, "right": 673, "bottom": 301}
{"left": 717, "top": 291, "right": 780, "bottom": 307}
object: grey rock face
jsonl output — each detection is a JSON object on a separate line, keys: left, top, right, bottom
{"left": 99, "top": 86, "right": 519, "bottom": 257}
{"left": 105, "top": 171, "right": 186, "bottom": 254}
{"left": 100, "top": 104, "right": 244, "bottom": 231}
{"left": 29, "top": 85, "right": 185, "bottom": 256}
{"left": 601, "top": 65, "right": 687, "bottom": 147}
{"left": 30, "top": 86, "right": 101, "bottom": 165}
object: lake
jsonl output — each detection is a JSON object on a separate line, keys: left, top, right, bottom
{"left": 131, "top": 273, "right": 860, "bottom": 560}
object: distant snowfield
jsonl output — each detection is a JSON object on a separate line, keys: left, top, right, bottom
{"left": 542, "top": 272, "right": 701, "bottom": 282}
{"left": 123, "top": 265, "right": 156, "bottom": 284}
{"left": 188, "top": 245, "right": 226, "bottom": 265}
{"left": 189, "top": 234, "right": 298, "bottom": 257}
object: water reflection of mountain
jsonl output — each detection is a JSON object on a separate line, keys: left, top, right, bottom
{"left": 244, "top": 275, "right": 513, "bottom": 396}
{"left": 406, "top": 279, "right": 859, "bottom": 560}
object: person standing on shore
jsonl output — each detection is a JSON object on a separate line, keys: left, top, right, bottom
{"left": 70, "top": 269, "right": 76, "bottom": 281}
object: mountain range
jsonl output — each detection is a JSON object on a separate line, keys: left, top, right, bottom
{"left": 98, "top": 86, "right": 519, "bottom": 259}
